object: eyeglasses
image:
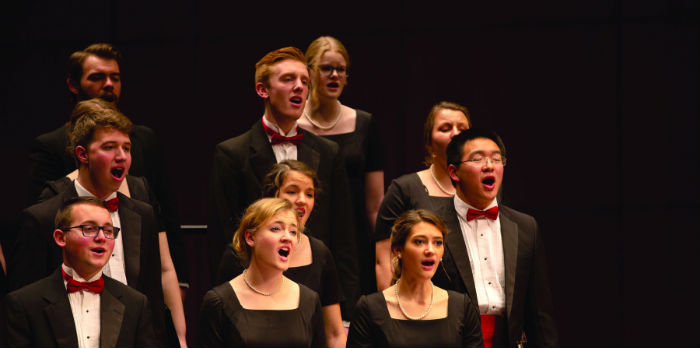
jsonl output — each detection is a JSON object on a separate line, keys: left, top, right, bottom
{"left": 62, "top": 224, "right": 120, "bottom": 240}
{"left": 317, "top": 65, "right": 348, "bottom": 76}
{"left": 462, "top": 156, "right": 507, "bottom": 167}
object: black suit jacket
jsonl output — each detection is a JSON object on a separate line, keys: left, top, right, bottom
{"left": 6, "top": 186, "right": 168, "bottom": 344}
{"left": 208, "top": 120, "right": 359, "bottom": 316}
{"left": 27, "top": 124, "right": 189, "bottom": 284}
{"left": 1, "top": 268, "right": 159, "bottom": 347}
{"left": 435, "top": 203, "right": 559, "bottom": 347}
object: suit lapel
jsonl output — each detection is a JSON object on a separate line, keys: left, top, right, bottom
{"left": 100, "top": 281, "right": 125, "bottom": 348}
{"left": 118, "top": 194, "right": 141, "bottom": 286}
{"left": 249, "top": 121, "right": 277, "bottom": 182}
{"left": 499, "top": 208, "right": 518, "bottom": 321}
{"left": 43, "top": 269, "right": 79, "bottom": 347}
{"left": 442, "top": 205, "right": 478, "bottom": 302}
{"left": 297, "top": 129, "right": 320, "bottom": 172}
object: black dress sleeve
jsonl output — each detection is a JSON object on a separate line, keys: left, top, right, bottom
{"left": 317, "top": 239, "right": 345, "bottom": 306}
{"left": 347, "top": 295, "right": 375, "bottom": 348}
{"left": 460, "top": 292, "right": 485, "bottom": 348}
{"left": 374, "top": 176, "right": 413, "bottom": 242}
{"left": 198, "top": 289, "right": 227, "bottom": 347}
{"left": 311, "top": 293, "right": 328, "bottom": 348}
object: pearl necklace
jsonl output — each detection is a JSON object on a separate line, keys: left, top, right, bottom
{"left": 304, "top": 101, "right": 343, "bottom": 130}
{"left": 395, "top": 279, "right": 434, "bottom": 320}
{"left": 430, "top": 165, "right": 455, "bottom": 196}
{"left": 243, "top": 269, "right": 284, "bottom": 296}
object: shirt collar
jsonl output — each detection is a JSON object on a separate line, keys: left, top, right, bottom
{"left": 74, "top": 179, "right": 117, "bottom": 201}
{"left": 262, "top": 114, "right": 298, "bottom": 137}
{"left": 454, "top": 195, "right": 498, "bottom": 221}
{"left": 62, "top": 264, "right": 102, "bottom": 283}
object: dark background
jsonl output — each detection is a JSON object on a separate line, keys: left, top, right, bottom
{"left": 2, "top": 0, "right": 697, "bottom": 346}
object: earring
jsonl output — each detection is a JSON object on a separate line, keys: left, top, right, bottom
{"left": 398, "top": 253, "right": 402, "bottom": 259}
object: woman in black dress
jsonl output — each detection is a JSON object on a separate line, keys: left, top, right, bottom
{"left": 200, "top": 198, "right": 326, "bottom": 347}
{"left": 375, "top": 102, "right": 472, "bottom": 290}
{"left": 215, "top": 160, "right": 346, "bottom": 347}
{"left": 348, "top": 209, "right": 483, "bottom": 347}
{"left": 298, "top": 36, "right": 384, "bottom": 296}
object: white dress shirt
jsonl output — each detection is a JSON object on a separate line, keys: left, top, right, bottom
{"left": 62, "top": 264, "right": 101, "bottom": 348}
{"left": 74, "top": 180, "right": 128, "bottom": 285}
{"left": 262, "top": 115, "right": 298, "bottom": 162}
{"left": 453, "top": 195, "right": 506, "bottom": 315}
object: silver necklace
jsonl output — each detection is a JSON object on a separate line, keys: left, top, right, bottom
{"left": 243, "top": 269, "right": 284, "bottom": 296}
{"left": 430, "top": 165, "right": 455, "bottom": 196}
{"left": 304, "top": 101, "right": 343, "bottom": 130}
{"left": 395, "top": 279, "right": 434, "bottom": 320}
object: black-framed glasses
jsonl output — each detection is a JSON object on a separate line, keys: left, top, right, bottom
{"left": 317, "top": 64, "right": 348, "bottom": 76}
{"left": 462, "top": 156, "right": 507, "bottom": 167}
{"left": 62, "top": 224, "right": 120, "bottom": 240}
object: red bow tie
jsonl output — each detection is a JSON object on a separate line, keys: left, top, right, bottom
{"left": 62, "top": 269, "right": 105, "bottom": 294}
{"left": 466, "top": 206, "right": 499, "bottom": 221}
{"left": 262, "top": 120, "right": 304, "bottom": 145}
{"left": 104, "top": 197, "right": 119, "bottom": 212}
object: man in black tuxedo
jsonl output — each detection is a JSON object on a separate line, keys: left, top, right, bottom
{"left": 9, "top": 107, "right": 185, "bottom": 346}
{"left": 1, "top": 196, "right": 159, "bottom": 347}
{"left": 208, "top": 46, "right": 359, "bottom": 317}
{"left": 435, "top": 128, "right": 558, "bottom": 347}
{"left": 26, "top": 43, "right": 189, "bottom": 295}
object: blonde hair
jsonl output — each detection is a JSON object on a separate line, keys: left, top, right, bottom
{"left": 304, "top": 36, "right": 350, "bottom": 108}
{"left": 232, "top": 198, "right": 300, "bottom": 263}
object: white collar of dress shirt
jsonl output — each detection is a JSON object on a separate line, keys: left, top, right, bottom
{"left": 453, "top": 195, "right": 498, "bottom": 222}
{"left": 262, "top": 114, "right": 298, "bottom": 137}
{"left": 62, "top": 263, "right": 103, "bottom": 283}
{"left": 74, "top": 179, "right": 117, "bottom": 201}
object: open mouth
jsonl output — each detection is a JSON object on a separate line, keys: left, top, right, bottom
{"left": 482, "top": 177, "right": 495, "bottom": 186}
{"left": 111, "top": 168, "right": 124, "bottom": 179}
{"left": 91, "top": 247, "right": 106, "bottom": 255}
{"left": 278, "top": 247, "right": 290, "bottom": 258}
{"left": 327, "top": 82, "right": 339, "bottom": 89}
{"left": 290, "top": 96, "right": 303, "bottom": 106}
{"left": 421, "top": 260, "right": 435, "bottom": 267}
{"left": 295, "top": 207, "right": 305, "bottom": 218}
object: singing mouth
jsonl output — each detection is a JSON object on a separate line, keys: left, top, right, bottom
{"left": 111, "top": 168, "right": 124, "bottom": 179}
{"left": 421, "top": 260, "right": 435, "bottom": 266}
{"left": 278, "top": 247, "right": 290, "bottom": 258}
{"left": 91, "top": 247, "right": 106, "bottom": 255}
{"left": 482, "top": 177, "right": 495, "bottom": 186}
{"left": 290, "top": 96, "right": 303, "bottom": 106}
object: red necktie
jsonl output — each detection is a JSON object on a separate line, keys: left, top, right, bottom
{"left": 262, "top": 120, "right": 304, "bottom": 145}
{"left": 466, "top": 206, "right": 499, "bottom": 221}
{"left": 62, "top": 269, "right": 105, "bottom": 294}
{"left": 104, "top": 197, "right": 119, "bottom": 212}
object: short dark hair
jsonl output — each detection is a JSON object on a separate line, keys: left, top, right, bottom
{"left": 261, "top": 160, "right": 321, "bottom": 198}
{"left": 54, "top": 196, "right": 108, "bottom": 230}
{"left": 390, "top": 209, "right": 449, "bottom": 281}
{"left": 66, "top": 43, "right": 123, "bottom": 83}
{"left": 446, "top": 128, "right": 507, "bottom": 167}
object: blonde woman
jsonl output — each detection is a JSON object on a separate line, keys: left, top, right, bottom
{"left": 200, "top": 198, "right": 326, "bottom": 347}
{"left": 299, "top": 36, "right": 385, "bottom": 296}
{"left": 216, "top": 161, "right": 346, "bottom": 347}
